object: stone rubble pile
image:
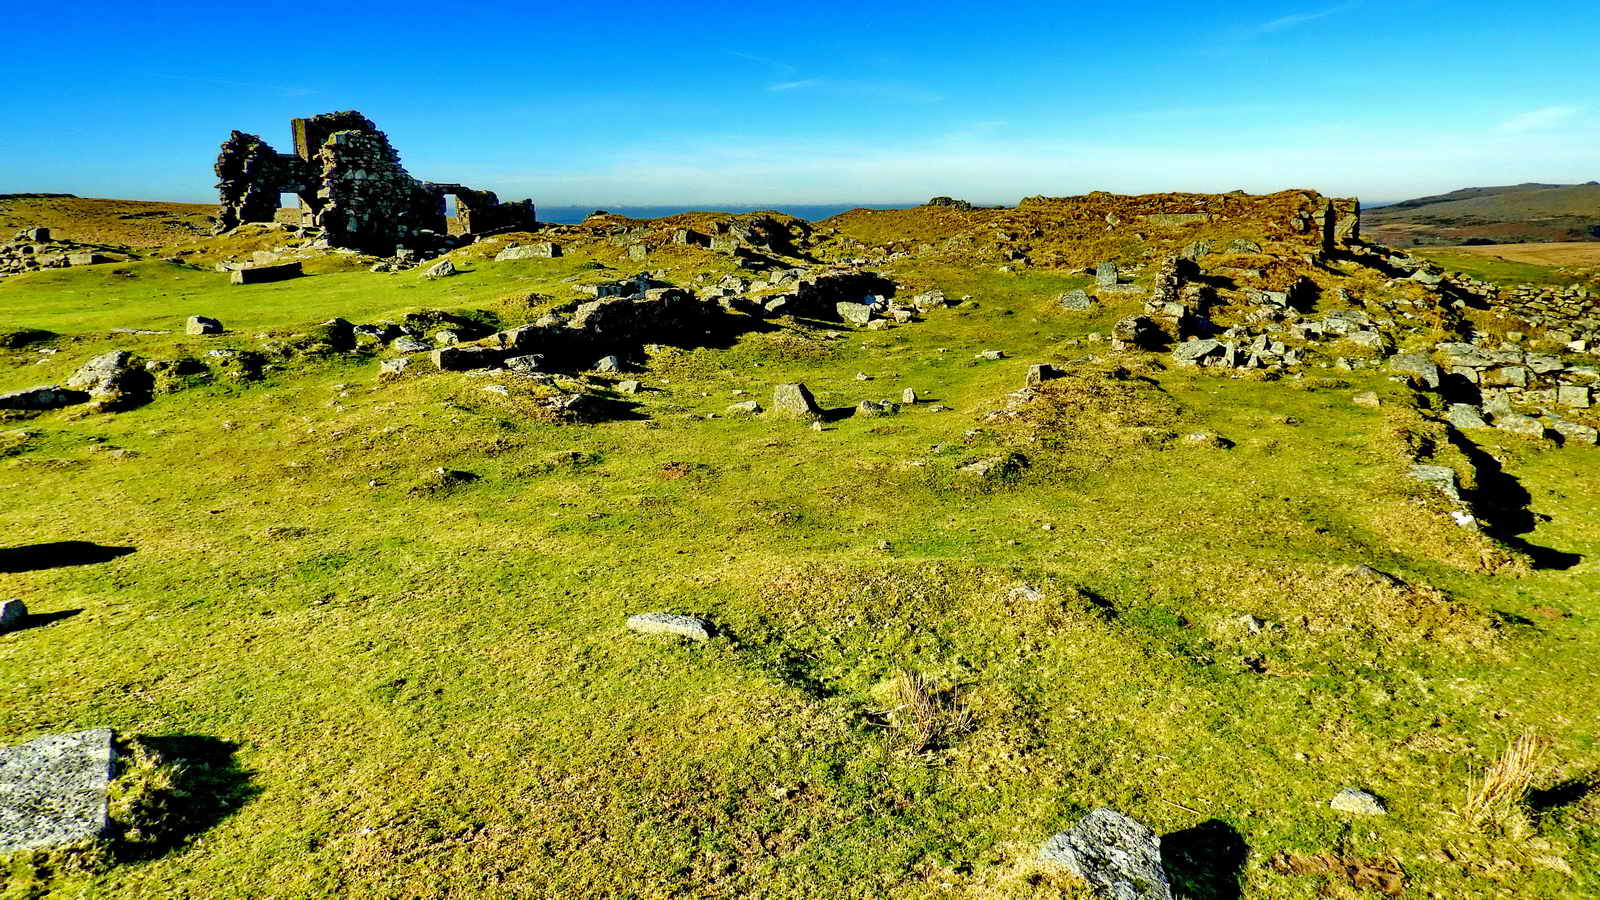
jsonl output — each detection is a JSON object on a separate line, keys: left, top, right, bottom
{"left": 0, "top": 228, "right": 126, "bottom": 277}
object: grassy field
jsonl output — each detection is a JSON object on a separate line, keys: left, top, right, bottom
{"left": 1415, "top": 246, "right": 1600, "bottom": 289}
{"left": 1423, "top": 242, "right": 1600, "bottom": 268}
{"left": 2, "top": 201, "right": 1598, "bottom": 898}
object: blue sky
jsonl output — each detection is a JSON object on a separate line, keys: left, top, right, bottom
{"left": 3, "top": 0, "right": 1596, "bottom": 206}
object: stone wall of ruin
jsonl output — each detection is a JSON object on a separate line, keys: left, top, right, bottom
{"left": 212, "top": 110, "right": 536, "bottom": 253}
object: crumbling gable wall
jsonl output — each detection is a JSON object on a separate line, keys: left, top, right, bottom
{"left": 212, "top": 110, "right": 536, "bottom": 254}
{"left": 214, "top": 131, "right": 311, "bottom": 232}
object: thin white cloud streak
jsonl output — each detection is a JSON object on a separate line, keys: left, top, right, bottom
{"left": 762, "top": 78, "right": 944, "bottom": 104}
{"left": 1498, "top": 105, "right": 1581, "bottom": 132}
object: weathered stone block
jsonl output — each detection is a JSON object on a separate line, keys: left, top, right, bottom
{"left": 186, "top": 315, "right": 223, "bottom": 335}
{"left": 431, "top": 346, "right": 501, "bottom": 371}
{"left": 0, "top": 729, "right": 118, "bottom": 854}
{"left": 1557, "top": 385, "right": 1591, "bottom": 408}
{"left": 229, "top": 262, "right": 303, "bottom": 285}
{"left": 772, "top": 383, "right": 823, "bottom": 420}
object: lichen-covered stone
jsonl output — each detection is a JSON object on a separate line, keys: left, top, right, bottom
{"left": 1039, "top": 807, "right": 1172, "bottom": 900}
{"left": 626, "top": 612, "right": 712, "bottom": 642}
{"left": 0, "top": 729, "right": 118, "bottom": 854}
{"left": 772, "top": 383, "right": 823, "bottom": 420}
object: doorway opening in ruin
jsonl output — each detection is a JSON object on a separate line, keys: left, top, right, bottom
{"left": 440, "top": 193, "right": 469, "bottom": 236}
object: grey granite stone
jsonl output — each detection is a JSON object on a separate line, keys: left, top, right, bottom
{"left": 0, "top": 729, "right": 118, "bottom": 854}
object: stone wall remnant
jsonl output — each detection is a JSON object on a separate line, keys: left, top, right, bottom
{"left": 213, "top": 111, "right": 536, "bottom": 254}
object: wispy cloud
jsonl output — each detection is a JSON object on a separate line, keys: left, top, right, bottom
{"left": 1244, "top": 2, "right": 1359, "bottom": 37}
{"left": 769, "top": 78, "right": 824, "bottom": 92}
{"left": 1498, "top": 105, "right": 1581, "bottom": 133}
{"left": 761, "top": 77, "right": 943, "bottom": 104}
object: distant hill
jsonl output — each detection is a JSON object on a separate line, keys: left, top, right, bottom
{"left": 1365, "top": 181, "right": 1600, "bottom": 247}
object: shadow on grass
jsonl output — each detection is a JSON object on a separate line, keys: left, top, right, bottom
{"left": 116, "top": 735, "right": 259, "bottom": 862}
{"left": 6, "top": 608, "right": 82, "bottom": 633}
{"left": 1163, "top": 819, "right": 1247, "bottom": 900}
{"left": 0, "top": 542, "right": 136, "bottom": 573}
{"left": 1447, "top": 432, "right": 1581, "bottom": 570}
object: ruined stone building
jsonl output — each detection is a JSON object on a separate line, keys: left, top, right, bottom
{"left": 213, "top": 111, "right": 535, "bottom": 253}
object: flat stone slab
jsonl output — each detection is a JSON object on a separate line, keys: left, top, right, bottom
{"left": 1040, "top": 807, "right": 1172, "bottom": 899}
{"left": 0, "top": 729, "right": 117, "bottom": 854}
{"left": 626, "top": 612, "right": 712, "bottom": 642}
{"left": 229, "top": 262, "right": 302, "bottom": 285}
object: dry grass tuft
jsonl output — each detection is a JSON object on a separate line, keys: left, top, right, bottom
{"left": 1462, "top": 730, "right": 1548, "bottom": 835}
{"left": 889, "top": 669, "right": 974, "bottom": 754}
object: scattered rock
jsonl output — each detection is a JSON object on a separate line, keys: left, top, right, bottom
{"left": 0, "top": 599, "right": 25, "bottom": 632}
{"left": 431, "top": 346, "right": 501, "bottom": 372}
{"left": 392, "top": 335, "right": 430, "bottom": 354}
{"left": 976, "top": 349, "right": 1006, "bottom": 361}
{"left": 726, "top": 400, "right": 762, "bottom": 414}
{"left": 857, "top": 400, "right": 899, "bottom": 418}
{"left": 901, "top": 388, "right": 918, "bottom": 404}
{"left": 185, "top": 315, "right": 223, "bottom": 335}
{"left": 423, "top": 258, "right": 457, "bottom": 279}
{"left": 594, "top": 355, "right": 622, "bottom": 373}
{"left": 617, "top": 380, "right": 642, "bottom": 394}
{"left": 1496, "top": 413, "right": 1547, "bottom": 438}
{"left": 1026, "top": 363, "right": 1062, "bottom": 387}
{"left": 1387, "top": 353, "right": 1440, "bottom": 390}
{"left": 837, "top": 302, "right": 873, "bottom": 325}
{"left": 1039, "top": 807, "right": 1172, "bottom": 900}
{"left": 1060, "top": 290, "right": 1094, "bottom": 311}
{"left": 495, "top": 243, "right": 561, "bottom": 261}
{"left": 772, "top": 383, "right": 824, "bottom": 420}
{"left": 504, "top": 354, "right": 545, "bottom": 375}
{"left": 1408, "top": 464, "right": 1462, "bottom": 501}
{"left": 0, "top": 729, "right": 118, "bottom": 854}
{"left": 1446, "top": 403, "right": 1490, "bottom": 430}
{"left": 378, "top": 357, "right": 412, "bottom": 380}
{"left": 626, "top": 612, "right": 712, "bottom": 642}
{"left": 1330, "top": 788, "right": 1388, "bottom": 816}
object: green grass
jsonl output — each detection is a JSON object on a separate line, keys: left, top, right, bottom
{"left": 1415, "top": 248, "right": 1589, "bottom": 289}
{"left": 2, "top": 220, "right": 1599, "bottom": 898}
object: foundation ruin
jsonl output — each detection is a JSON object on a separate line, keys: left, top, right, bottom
{"left": 213, "top": 111, "right": 535, "bottom": 254}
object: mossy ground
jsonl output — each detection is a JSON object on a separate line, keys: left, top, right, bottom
{"left": 1, "top": 202, "right": 1598, "bottom": 898}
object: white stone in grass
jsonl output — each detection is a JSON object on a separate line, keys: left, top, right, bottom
{"left": 626, "top": 612, "right": 712, "bottom": 642}
{"left": 1329, "top": 788, "right": 1387, "bottom": 815}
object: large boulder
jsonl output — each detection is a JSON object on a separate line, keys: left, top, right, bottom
{"left": 0, "top": 729, "right": 118, "bottom": 854}
{"left": 1387, "top": 353, "right": 1440, "bottom": 389}
{"left": 772, "top": 383, "right": 824, "bottom": 420}
{"left": 837, "top": 302, "right": 873, "bottom": 325}
{"left": 1039, "top": 808, "right": 1171, "bottom": 900}
{"left": 64, "top": 351, "right": 153, "bottom": 410}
